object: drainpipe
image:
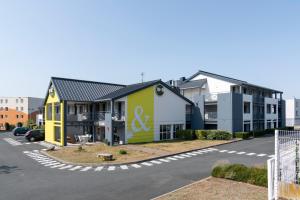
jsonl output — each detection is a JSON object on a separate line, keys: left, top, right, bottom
{"left": 110, "top": 100, "right": 115, "bottom": 146}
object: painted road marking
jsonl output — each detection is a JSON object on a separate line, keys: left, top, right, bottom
{"left": 141, "top": 162, "right": 153, "bottom": 167}
{"left": 167, "top": 157, "right": 178, "bottom": 161}
{"left": 120, "top": 165, "right": 128, "bottom": 170}
{"left": 257, "top": 154, "right": 267, "bottom": 157}
{"left": 95, "top": 166, "right": 104, "bottom": 171}
{"left": 59, "top": 165, "right": 73, "bottom": 170}
{"left": 246, "top": 153, "right": 256, "bottom": 156}
{"left": 69, "top": 166, "right": 83, "bottom": 171}
{"left": 237, "top": 152, "right": 246, "bottom": 155}
{"left": 219, "top": 150, "right": 228, "bottom": 153}
{"left": 269, "top": 155, "right": 275, "bottom": 158}
{"left": 228, "top": 151, "right": 237, "bottom": 154}
{"left": 131, "top": 164, "right": 142, "bottom": 168}
{"left": 159, "top": 159, "right": 170, "bottom": 163}
{"left": 80, "top": 167, "right": 93, "bottom": 172}
{"left": 44, "top": 162, "right": 61, "bottom": 167}
{"left": 51, "top": 164, "right": 66, "bottom": 169}
{"left": 3, "top": 138, "right": 22, "bottom": 146}
{"left": 107, "top": 166, "right": 116, "bottom": 171}
{"left": 173, "top": 155, "right": 185, "bottom": 159}
{"left": 150, "top": 160, "right": 162, "bottom": 165}
{"left": 186, "top": 153, "right": 197, "bottom": 156}
{"left": 180, "top": 154, "right": 192, "bottom": 158}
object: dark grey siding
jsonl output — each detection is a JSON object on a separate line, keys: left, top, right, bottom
{"left": 217, "top": 93, "right": 243, "bottom": 132}
{"left": 191, "top": 95, "right": 205, "bottom": 129}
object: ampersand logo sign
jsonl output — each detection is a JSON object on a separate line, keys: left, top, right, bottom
{"left": 131, "top": 106, "right": 150, "bottom": 133}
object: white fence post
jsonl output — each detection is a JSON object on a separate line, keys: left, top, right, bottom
{"left": 268, "top": 158, "right": 275, "bottom": 200}
{"left": 274, "top": 130, "right": 279, "bottom": 200}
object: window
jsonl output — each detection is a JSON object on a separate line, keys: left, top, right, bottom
{"left": 243, "top": 121, "right": 251, "bottom": 132}
{"left": 16, "top": 107, "right": 19, "bottom": 111}
{"left": 5, "top": 115, "right": 8, "bottom": 118}
{"left": 173, "top": 124, "right": 184, "bottom": 139}
{"left": 20, "top": 107, "right": 23, "bottom": 111}
{"left": 296, "top": 102, "right": 299, "bottom": 108}
{"left": 5, "top": 107, "right": 8, "bottom": 111}
{"left": 273, "top": 121, "right": 277, "bottom": 129}
{"left": 20, "top": 99, "right": 23, "bottom": 103}
{"left": 272, "top": 105, "right": 277, "bottom": 114}
{"left": 54, "top": 126, "right": 61, "bottom": 142}
{"left": 47, "top": 103, "right": 52, "bottom": 120}
{"left": 244, "top": 102, "right": 251, "bottom": 113}
{"left": 5, "top": 99, "right": 8, "bottom": 103}
{"left": 160, "top": 125, "right": 171, "bottom": 140}
{"left": 79, "top": 105, "right": 83, "bottom": 114}
{"left": 16, "top": 115, "right": 19, "bottom": 119}
{"left": 267, "top": 120, "right": 272, "bottom": 129}
{"left": 55, "top": 103, "right": 61, "bottom": 121}
{"left": 0, "top": 99, "right": 2, "bottom": 103}
{"left": 0, "top": 115, "right": 3, "bottom": 119}
{"left": 21, "top": 115, "right": 23, "bottom": 119}
{"left": 16, "top": 99, "right": 18, "bottom": 103}
{"left": 267, "top": 104, "right": 271, "bottom": 114}
{"left": 296, "top": 111, "right": 299, "bottom": 117}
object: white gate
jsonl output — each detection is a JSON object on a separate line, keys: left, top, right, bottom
{"left": 269, "top": 130, "right": 300, "bottom": 200}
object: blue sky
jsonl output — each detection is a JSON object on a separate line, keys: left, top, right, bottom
{"left": 0, "top": 0, "right": 299, "bottom": 98}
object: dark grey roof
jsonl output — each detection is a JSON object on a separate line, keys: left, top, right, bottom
{"left": 179, "top": 79, "right": 207, "bottom": 89}
{"left": 97, "top": 79, "right": 194, "bottom": 105}
{"left": 185, "top": 70, "right": 282, "bottom": 93}
{"left": 98, "top": 80, "right": 160, "bottom": 101}
{"left": 50, "top": 77, "right": 126, "bottom": 102}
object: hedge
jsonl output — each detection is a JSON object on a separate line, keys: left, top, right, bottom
{"left": 234, "top": 132, "right": 251, "bottom": 139}
{"left": 211, "top": 164, "right": 267, "bottom": 187}
{"left": 195, "top": 130, "right": 232, "bottom": 140}
{"left": 176, "top": 130, "right": 195, "bottom": 140}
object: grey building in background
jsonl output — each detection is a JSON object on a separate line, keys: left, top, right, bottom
{"left": 168, "top": 70, "right": 285, "bottom": 133}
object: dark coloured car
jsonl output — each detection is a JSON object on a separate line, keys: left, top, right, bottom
{"left": 25, "top": 129, "right": 45, "bottom": 142}
{"left": 12, "top": 127, "right": 30, "bottom": 136}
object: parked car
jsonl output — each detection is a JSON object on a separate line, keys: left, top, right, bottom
{"left": 25, "top": 129, "right": 45, "bottom": 142}
{"left": 12, "top": 127, "right": 30, "bottom": 136}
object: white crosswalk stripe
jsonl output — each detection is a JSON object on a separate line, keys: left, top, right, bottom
{"left": 237, "top": 152, "right": 246, "bottom": 155}
{"left": 59, "top": 165, "right": 73, "bottom": 170}
{"left": 228, "top": 151, "right": 237, "bottom": 154}
{"left": 131, "top": 164, "right": 141, "bottom": 168}
{"left": 269, "top": 155, "right": 275, "bottom": 158}
{"left": 150, "top": 160, "right": 162, "bottom": 164}
{"left": 219, "top": 150, "right": 228, "bottom": 153}
{"left": 167, "top": 157, "right": 178, "bottom": 161}
{"left": 95, "top": 166, "right": 104, "bottom": 171}
{"left": 80, "top": 167, "right": 92, "bottom": 172}
{"left": 186, "top": 153, "right": 197, "bottom": 156}
{"left": 119, "top": 165, "right": 128, "bottom": 170}
{"left": 69, "top": 166, "right": 82, "bottom": 171}
{"left": 158, "top": 159, "right": 170, "bottom": 163}
{"left": 246, "top": 153, "right": 256, "bottom": 156}
{"left": 180, "top": 154, "right": 192, "bottom": 158}
{"left": 257, "top": 154, "right": 267, "bottom": 157}
{"left": 40, "top": 161, "right": 57, "bottom": 165}
{"left": 174, "top": 155, "right": 185, "bottom": 159}
{"left": 51, "top": 164, "right": 66, "bottom": 168}
{"left": 3, "top": 138, "right": 22, "bottom": 146}
{"left": 44, "top": 162, "right": 61, "bottom": 167}
{"left": 193, "top": 151, "right": 203, "bottom": 155}
{"left": 141, "top": 162, "right": 153, "bottom": 166}
{"left": 107, "top": 166, "right": 116, "bottom": 171}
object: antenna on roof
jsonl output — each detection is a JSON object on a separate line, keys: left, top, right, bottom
{"left": 141, "top": 72, "right": 144, "bottom": 83}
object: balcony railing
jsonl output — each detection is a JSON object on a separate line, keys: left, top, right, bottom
{"left": 67, "top": 111, "right": 125, "bottom": 122}
{"left": 205, "top": 112, "right": 217, "bottom": 120}
{"left": 205, "top": 94, "right": 218, "bottom": 102}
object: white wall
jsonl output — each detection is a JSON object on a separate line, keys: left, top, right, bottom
{"left": 286, "top": 99, "right": 300, "bottom": 126}
{"left": 191, "top": 74, "right": 235, "bottom": 94}
{"left": 154, "top": 85, "right": 188, "bottom": 141}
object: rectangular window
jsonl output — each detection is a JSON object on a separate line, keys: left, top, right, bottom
{"left": 16, "top": 107, "right": 19, "bottom": 111}
{"left": 20, "top": 99, "right": 23, "bottom": 103}
{"left": 267, "top": 104, "right": 271, "bottom": 114}
{"left": 16, "top": 115, "right": 19, "bottom": 119}
{"left": 272, "top": 105, "right": 277, "bottom": 114}
{"left": 54, "top": 103, "right": 61, "bottom": 121}
{"left": 243, "top": 122, "right": 251, "bottom": 132}
{"left": 20, "top": 107, "right": 23, "bottom": 111}
{"left": 0, "top": 115, "right": 3, "bottom": 119}
{"left": 54, "top": 126, "right": 61, "bottom": 142}
{"left": 47, "top": 103, "right": 52, "bottom": 120}
{"left": 5, "top": 99, "right": 8, "bottom": 103}
{"left": 273, "top": 121, "right": 277, "bottom": 129}
{"left": 267, "top": 121, "right": 272, "bottom": 129}
{"left": 160, "top": 125, "right": 171, "bottom": 140}
{"left": 16, "top": 99, "right": 18, "bottom": 103}
{"left": 173, "top": 124, "right": 183, "bottom": 139}
{"left": 5, "top": 107, "right": 8, "bottom": 111}
{"left": 21, "top": 115, "right": 23, "bottom": 119}
{"left": 243, "top": 102, "right": 251, "bottom": 113}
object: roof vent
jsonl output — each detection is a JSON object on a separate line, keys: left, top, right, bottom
{"left": 180, "top": 77, "right": 186, "bottom": 81}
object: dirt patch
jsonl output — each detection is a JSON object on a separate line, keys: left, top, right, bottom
{"left": 155, "top": 177, "right": 267, "bottom": 200}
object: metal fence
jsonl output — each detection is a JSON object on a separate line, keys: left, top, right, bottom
{"left": 269, "top": 130, "right": 300, "bottom": 200}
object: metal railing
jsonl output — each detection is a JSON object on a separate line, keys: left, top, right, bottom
{"left": 205, "top": 94, "right": 218, "bottom": 102}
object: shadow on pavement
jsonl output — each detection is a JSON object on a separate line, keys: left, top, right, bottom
{"left": 0, "top": 165, "right": 21, "bottom": 174}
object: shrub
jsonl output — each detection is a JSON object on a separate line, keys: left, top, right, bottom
{"left": 195, "top": 130, "right": 232, "bottom": 140}
{"left": 234, "top": 132, "right": 251, "bottom": 139}
{"left": 176, "top": 130, "right": 195, "bottom": 140}
{"left": 119, "top": 149, "right": 127, "bottom": 155}
{"left": 211, "top": 164, "right": 268, "bottom": 187}
{"left": 252, "top": 130, "right": 266, "bottom": 138}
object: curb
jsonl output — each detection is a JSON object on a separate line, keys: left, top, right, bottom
{"left": 151, "top": 177, "right": 212, "bottom": 200}
{"left": 40, "top": 139, "right": 242, "bottom": 167}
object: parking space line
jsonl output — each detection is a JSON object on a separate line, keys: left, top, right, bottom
{"left": 107, "top": 166, "right": 116, "bottom": 171}
{"left": 150, "top": 160, "right": 162, "bottom": 165}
